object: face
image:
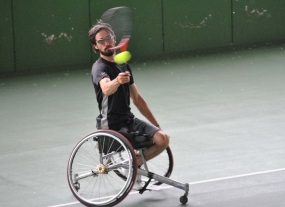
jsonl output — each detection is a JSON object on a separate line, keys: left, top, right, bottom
{"left": 94, "top": 29, "right": 115, "bottom": 57}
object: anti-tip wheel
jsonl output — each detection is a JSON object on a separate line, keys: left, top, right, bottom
{"left": 180, "top": 195, "right": 188, "bottom": 204}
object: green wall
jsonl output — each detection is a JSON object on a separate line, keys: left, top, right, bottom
{"left": 233, "top": 0, "right": 285, "bottom": 44}
{"left": 13, "top": 0, "right": 91, "bottom": 71}
{"left": 1, "top": 0, "right": 285, "bottom": 73}
{"left": 163, "top": 0, "right": 232, "bottom": 53}
{"left": 0, "top": 0, "right": 14, "bottom": 72}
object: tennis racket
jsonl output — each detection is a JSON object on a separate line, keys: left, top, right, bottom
{"left": 100, "top": 6, "right": 132, "bottom": 52}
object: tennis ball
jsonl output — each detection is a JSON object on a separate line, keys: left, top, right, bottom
{"left": 114, "top": 51, "right": 131, "bottom": 64}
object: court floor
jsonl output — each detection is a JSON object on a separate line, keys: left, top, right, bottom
{"left": 0, "top": 43, "right": 285, "bottom": 207}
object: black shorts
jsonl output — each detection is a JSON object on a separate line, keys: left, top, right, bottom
{"left": 127, "top": 117, "right": 159, "bottom": 139}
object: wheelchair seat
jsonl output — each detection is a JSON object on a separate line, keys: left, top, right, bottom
{"left": 118, "top": 127, "right": 155, "bottom": 149}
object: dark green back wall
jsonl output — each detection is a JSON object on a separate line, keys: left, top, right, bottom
{"left": 0, "top": 0, "right": 14, "bottom": 72}
{"left": 1, "top": 0, "right": 285, "bottom": 73}
{"left": 163, "top": 0, "right": 232, "bottom": 53}
{"left": 233, "top": 0, "right": 285, "bottom": 44}
{"left": 13, "top": 0, "right": 90, "bottom": 71}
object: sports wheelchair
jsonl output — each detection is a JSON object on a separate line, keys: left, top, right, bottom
{"left": 67, "top": 129, "right": 189, "bottom": 207}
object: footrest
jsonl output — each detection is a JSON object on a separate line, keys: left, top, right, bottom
{"left": 147, "top": 184, "right": 163, "bottom": 191}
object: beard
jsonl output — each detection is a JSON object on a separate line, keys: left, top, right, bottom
{"left": 100, "top": 48, "right": 114, "bottom": 57}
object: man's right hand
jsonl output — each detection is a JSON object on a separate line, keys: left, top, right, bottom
{"left": 117, "top": 71, "right": 131, "bottom": 84}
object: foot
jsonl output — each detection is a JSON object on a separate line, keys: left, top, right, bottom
{"left": 119, "top": 168, "right": 143, "bottom": 190}
{"left": 132, "top": 174, "right": 143, "bottom": 190}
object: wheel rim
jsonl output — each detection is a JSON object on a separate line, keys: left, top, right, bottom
{"left": 67, "top": 132, "right": 136, "bottom": 207}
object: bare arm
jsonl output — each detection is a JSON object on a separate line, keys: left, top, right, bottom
{"left": 100, "top": 72, "right": 130, "bottom": 96}
{"left": 130, "top": 84, "right": 160, "bottom": 127}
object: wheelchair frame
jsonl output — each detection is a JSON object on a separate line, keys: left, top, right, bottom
{"left": 67, "top": 130, "right": 189, "bottom": 207}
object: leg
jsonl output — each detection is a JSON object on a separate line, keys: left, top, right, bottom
{"left": 140, "top": 146, "right": 174, "bottom": 185}
{"left": 136, "top": 130, "right": 169, "bottom": 166}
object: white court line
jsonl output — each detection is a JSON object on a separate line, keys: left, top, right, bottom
{"left": 159, "top": 167, "right": 285, "bottom": 190}
{"left": 48, "top": 168, "right": 285, "bottom": 207}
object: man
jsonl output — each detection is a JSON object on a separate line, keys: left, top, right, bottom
{"left": 89, "top": 22, "right": 169, "bottom": 187}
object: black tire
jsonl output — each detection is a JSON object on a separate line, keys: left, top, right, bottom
{"left": 180, "top": 195, "right": 188, "bottom": 204}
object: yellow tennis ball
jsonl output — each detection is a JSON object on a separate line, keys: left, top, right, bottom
{"left": 114, "top": 51, "right": 131, "bottom": 64}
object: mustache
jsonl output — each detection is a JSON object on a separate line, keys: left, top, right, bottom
{"left": 105, "top": 46, "right": 112, "bottom": 51}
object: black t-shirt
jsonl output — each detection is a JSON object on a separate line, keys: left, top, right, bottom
{"left": 91, "top": 57, "right": 134, "bottom": 130}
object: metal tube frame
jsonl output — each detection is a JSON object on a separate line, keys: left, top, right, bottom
{"left": 137, "top": 149, "right": 189, "bottom": 196}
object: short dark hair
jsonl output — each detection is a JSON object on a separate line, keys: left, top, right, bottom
{"left": 89, "top": 21, "right": 115, "bottom": 53}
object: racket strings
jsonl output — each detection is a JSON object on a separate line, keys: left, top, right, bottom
{"left": 101, "top": 7, "right": 132, "bottom": 45}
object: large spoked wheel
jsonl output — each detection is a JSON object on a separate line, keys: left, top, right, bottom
{"left": 67, "top": 130, "right": 138, "bottom": 207}
{"left": 141, "top": 146, "right": 174, "bottom": 185}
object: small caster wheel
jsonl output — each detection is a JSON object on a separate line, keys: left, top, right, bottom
{"left": 180, "top": 195, "right": 188, "bottom": 204}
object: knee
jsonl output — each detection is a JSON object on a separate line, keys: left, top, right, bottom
{"left": 153, "top": 131, "right": 169, "bottom": 149}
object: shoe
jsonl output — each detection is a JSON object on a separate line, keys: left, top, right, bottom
{"left": 119, "top": 168, "right": 143, "bottom": 190}
{"left": 132, "top": 174, "right": 143, "bottom": 190}
{"left": 119, "top": 167, "right": 129, "bottom": 177}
